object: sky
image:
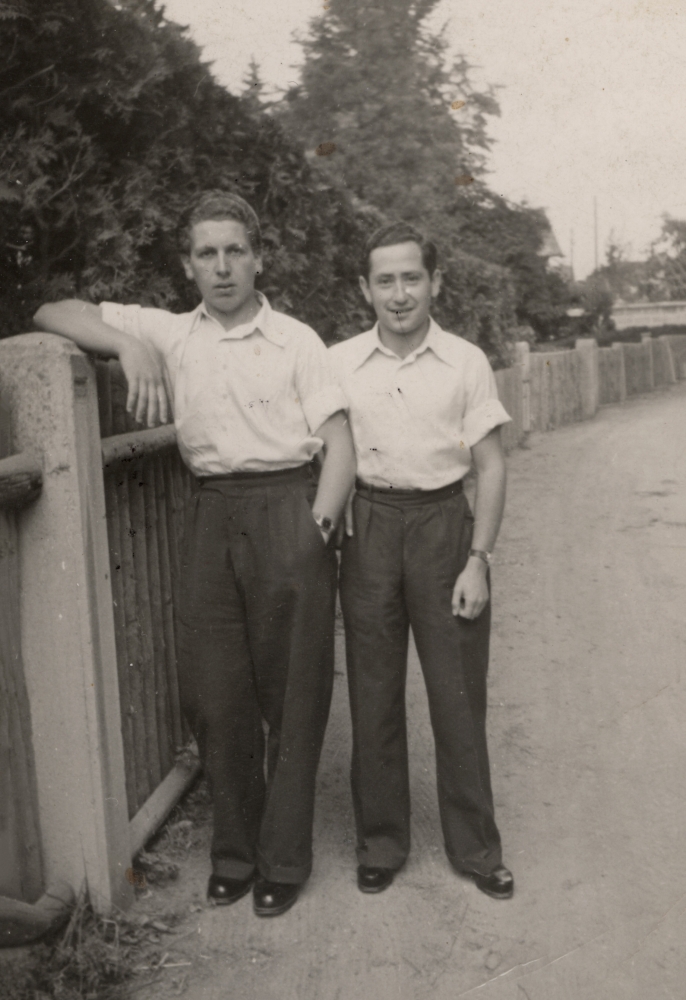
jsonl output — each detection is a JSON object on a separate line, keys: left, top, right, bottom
{"left": 162, "top": 0, "right": 686, "bottom": 279}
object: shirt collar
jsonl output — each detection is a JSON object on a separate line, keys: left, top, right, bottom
{"left": 352, "top": 317, "right": 455, "bottom": 370}
{"left": 195, "top": 293, "right": 288, "bottom": 348}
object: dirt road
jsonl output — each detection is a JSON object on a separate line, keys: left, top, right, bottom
{"left": 135, "top": 382, "right": 686, "bottom": 1000}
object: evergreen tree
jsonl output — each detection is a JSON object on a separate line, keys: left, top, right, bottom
{"left": 280, "top": 0, "right": 497, "bottom": 221}
{"left": 280, "top": 0, "right": 571, "bottom": 356}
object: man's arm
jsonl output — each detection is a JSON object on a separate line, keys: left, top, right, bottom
{"left": 33, "top": 300, "right": 169, "bottom": 427}
{"left": 311, "top": 411, "right": 357, "bottom": 537}
{"left": 451, "top": 427, "right": 507, "bottom": 620}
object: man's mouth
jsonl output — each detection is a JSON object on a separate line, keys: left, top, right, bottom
{"left": 214, "top": 284, "right": 235, "bottom": 292}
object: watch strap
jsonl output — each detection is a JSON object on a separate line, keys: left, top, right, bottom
{"left": 469, "top": 548, "right": 492, "bottom": 565}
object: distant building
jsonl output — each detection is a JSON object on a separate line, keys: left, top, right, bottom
{"left": 538, "top": 225, "right": 564, "bottom": 261}
{"left": 612, "top": 300, "right": 686, "bottom": 330}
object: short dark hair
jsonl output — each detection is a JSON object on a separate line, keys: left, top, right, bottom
{"left": 362, "top": 222, "right": 438, "bottom": 278}
{"left": 178, "top": 190, "right": 262, "bottom": 256}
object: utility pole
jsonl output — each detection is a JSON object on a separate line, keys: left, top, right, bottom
{"left": 594, "top": 197, "right": 599, "bottom": 272}
{"left": 570, "top": 228, "right": 575, "bottom": 275}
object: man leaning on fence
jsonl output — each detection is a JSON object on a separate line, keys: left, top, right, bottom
{"left": 34, "top": 190, "right": 356, "bottom": 918}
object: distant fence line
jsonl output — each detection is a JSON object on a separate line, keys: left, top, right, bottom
{"left": 0, "top": 327, "right": 684, "bottom": 917}
{"left": 494, "top": 332, "right": 686, "bottom": 449}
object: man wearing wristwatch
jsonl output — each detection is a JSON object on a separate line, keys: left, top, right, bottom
{"left": 329, "top": 222, "right": 513, "bottom": 900}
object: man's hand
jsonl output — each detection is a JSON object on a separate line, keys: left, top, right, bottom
{"left": 119, "top": 339, "right": 169, "bottom": 427}
{"left": 336, "top": 489, "right": 355, "bottom": 546}
{"left": 451, "top": 556, "right": 489, "bottom": 619}
{"left": 33, "top": 299, "right": 171, "bottom": 428}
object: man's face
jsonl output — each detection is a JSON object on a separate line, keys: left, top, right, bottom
{"left": 360, "top": 241, "right": 441, "bottom": 339}
{"left": 182, "top": 218, "right": 262, "bottom": 320}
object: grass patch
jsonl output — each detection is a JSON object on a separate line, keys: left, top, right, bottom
{"left": 0, "top": 777, "right": 212, "bottom": 999}
{"left": 0, "top": 892, "right": 147, "bottom": 1000}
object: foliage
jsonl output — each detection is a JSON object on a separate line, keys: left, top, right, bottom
{"left": 574, "top": 273, "right": 615, "bottom": 337}
{"left": 279, "top": 0, "right": 573, "bottom": 357}
{"left": 0, "top": 0, "right": 573, "bottom": 357}
{"left": 0, "top": 0, "right": 367, "bottom": 341}
{"left": 642, "top": 216, "right": 686, "bottom": 301}
{"left": 588, "top": 217, "right": 686, "bottom": 307}
{"left": 279, "top": 0, "right": 498, "bottom": 220}
{"left": 447, "top": 196, "right": 573, "bottom": 340}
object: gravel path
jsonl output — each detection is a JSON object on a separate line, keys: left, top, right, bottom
{"left": 133, "top": 381, "right": 686, "bottom": 1000}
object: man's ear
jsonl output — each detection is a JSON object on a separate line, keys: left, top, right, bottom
{"left": 254, "top": 255, "right": 263, "bottom": 277}
{"left": 430, "top": 269, "right": 442, "bottom": 299}
{"left": 359, "top": 275, "right": 373, "bottom": 306}
{"left": 181, "top": 255, "right": 194, "bottom": 281}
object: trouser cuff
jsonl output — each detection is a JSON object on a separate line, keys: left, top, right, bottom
{"left": 356, "top": 841, "right": 408, "bottom": 872}
{"left": 257, "top": 852, "right": 311, "bottom": 886}
{"left": 212, "top": 858, "right": 256, "bottom": 881}
{"left": 446, "top": 845, "right": 502, "bottom": 878}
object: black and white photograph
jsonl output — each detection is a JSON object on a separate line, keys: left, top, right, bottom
{"left": 1, "top": 1, "right": 685, "bottom": 997}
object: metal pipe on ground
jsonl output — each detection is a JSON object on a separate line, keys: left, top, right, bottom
{"left": 0, "top": 881, "right": 75, "bottom": 947}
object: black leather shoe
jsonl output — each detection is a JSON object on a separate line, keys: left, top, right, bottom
{"left": 357, "top": 865, "right": 394, "bottom": 894}
{"left": 252, "top": 877, "right": 301, "bottom": 917}
{"left": 207, "top": 873, "right": 254, "bottom": 905}
{"left": 469, "top": 865, "right": 514, "bottom": 899}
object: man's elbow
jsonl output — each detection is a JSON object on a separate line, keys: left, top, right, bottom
{"left": 33, "top": 299, "right": 93, "bottom": 333}
{"left": 34, "top": 300, "right": 70, "bottom": 330}
{"left": 33, "top": 303, "right": 54, "bottom": 330}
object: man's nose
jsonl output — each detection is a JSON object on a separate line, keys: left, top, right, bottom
{"left": 391, "top": 280, "right": 409, "bottom": 302}
{"left": 216, "top": 251, "right": 231, "bottom": 274}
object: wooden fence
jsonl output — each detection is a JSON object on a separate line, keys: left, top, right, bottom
{"left": 95, "top": 362, "right": 193, "bottom": 822}
{"left": 0, "top": 327, "right": 685, "bottom": 916}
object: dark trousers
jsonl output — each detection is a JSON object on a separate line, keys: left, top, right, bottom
{"left": 176, "top": 465, "right": 337, "bottom": 885}
{"left": 339, "top": 480, "right": 502, "bottom": 877}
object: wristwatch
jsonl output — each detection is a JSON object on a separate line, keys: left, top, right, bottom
{"left": 469, "top": 548, "right": 492, "bottom": 565}
{"left": 314, "top": 513, "right": 334, "bottom": 541}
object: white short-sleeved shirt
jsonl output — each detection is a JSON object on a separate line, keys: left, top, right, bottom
{"left": 329, "top": 319, "right": 511, "bottom": 490}
{"left": 102, "top": 293, "right": 347, "bottom": 476}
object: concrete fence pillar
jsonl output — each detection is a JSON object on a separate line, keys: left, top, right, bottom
{"left": 641, "top": 333, "right": 655, "bottom": 390}
{"left": 611, "top": 343, "right": 628, "bottom": 402}
{"left": 0, "top": 334, "right": 133, "bottom": 913}
{"left": 574, "top": 338, "right": 600, "bottom": 419}
{"left": 514, "top": 341, "right": 531, "bottom": 434}
{"left": 656, "top": 335, "right": 677, "bottom": 384}
{"left": 668, "top": 334, "right": 686, "bottom": 378}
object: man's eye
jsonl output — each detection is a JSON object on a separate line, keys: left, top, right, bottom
{"left": 228, "top": 248, "right": 246, "bottom": 257}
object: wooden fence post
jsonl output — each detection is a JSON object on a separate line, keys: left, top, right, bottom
{"left": 641, "top": 333, "right": 655, "bottom": 390}
{"left": 514, "top": 342, "right": 531, "bottom": 434}
{"left": 655, "top": 335, "right": 677, "bottom": 385}
{"left": 0, "top": 334, "right": 133, "bottom": 913}
{"left": 574, "top": 338, "right": 600, "bottom": 419}
{"left": 611, "top": 343, "right": 628, "bottom": 402}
